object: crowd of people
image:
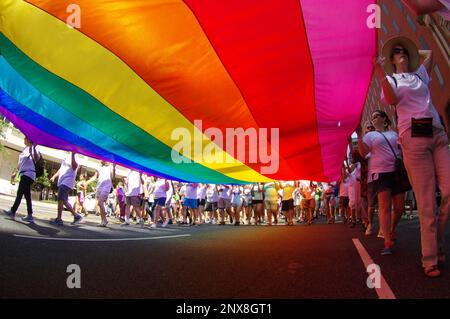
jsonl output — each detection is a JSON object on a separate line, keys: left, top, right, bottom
{"left": 3, "top": 33, "right": 449, "bottom": 278}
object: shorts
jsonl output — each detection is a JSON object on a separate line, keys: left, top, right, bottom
{"left": 205, "top": 201, "right": 218, "bottom": 212}
{"left": 281, "top": 199, "right": 294, "bottom": 211}
{"left": 184, "top": 198, "right": 198, "bottom": 209}
{"left": 198, "top": 199, "right": 206, "bottom": 206}
{"left": 218, "top": 198, "right": 231, "bottom": 210}
{"left": 371, "top": 172, "right": 405, "bottom": 196}
{"left": 57, "top": 185, "right": 72, "bottom": 202}
{"left": 96, "top": 191, "right": 109, "bottom": 203}
{"left": 243, "top": 200, "right": 252, "bottom": 207}
{"left": 339, "top": 196, "right": 349, "bottom": 208}
{"left": 232, "top": 200, "right": 243, "bottom": 209}
{"left": 155, "top": 197, "right": 166, "bottom": 206}
{"left": 126, "top": 195, "right": 142, "bottom": 207}
{"left": 264, "top": 200, "right": 278, "bottom": 211}
{"left": 301, "top": 198, "right": 315, "bottom": 210}
{"left": 252, "top": 199, "right": 263, "bottom": 206}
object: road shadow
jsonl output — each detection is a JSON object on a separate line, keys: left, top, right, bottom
{"left": 18, "top": 220, "right": 61, "bottom": 237}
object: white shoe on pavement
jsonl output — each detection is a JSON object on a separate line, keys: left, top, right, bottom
{"left": 377, "top": 230, "right": 384, "bottom": 239}
{"left": 150, "top": 223, "right": 157, "bottom": 228}
{"left": 162, "top": 220, "right": 169, "bottom": 228}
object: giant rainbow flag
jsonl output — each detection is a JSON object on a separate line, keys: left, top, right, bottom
{"left": 0, "top": 0, "right": 376, "bottom": 183}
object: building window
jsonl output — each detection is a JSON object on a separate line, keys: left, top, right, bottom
{"left": 419, "top": 35, "right": 430, "bottom": 49}
{"left": 433, "top": 64, "right": 445, "bottom": 87}
{"left": 392, "top": 19, "right": 401, "bottom": 33}
{"left": 406, "top": 15, "right": 417, "bottom": 32}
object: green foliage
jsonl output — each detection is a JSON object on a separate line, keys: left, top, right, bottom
{"left": 87, "top": 180, "right": 97, "bottom": 193}
{"left": 32, "top": 167, "right": 51, "bottom": 191}
{"left": 0, "top": 119, "right": 7, "bottom": 151}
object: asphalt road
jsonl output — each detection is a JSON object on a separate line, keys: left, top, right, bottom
{"left": 0, "top": 195, "right": 449, "bottom": 299}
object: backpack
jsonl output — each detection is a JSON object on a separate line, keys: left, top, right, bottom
{"left": 30, "top": 146, "right": 44, "bottom": 178}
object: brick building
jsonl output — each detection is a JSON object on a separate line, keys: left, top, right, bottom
{"left": 362, "top": 0, "right": 449, "bottom": 136}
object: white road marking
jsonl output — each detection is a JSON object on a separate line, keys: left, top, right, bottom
{"left": 13, "top": 234, "right": 190, "bottom": 242}
{"left": 352, "top": 238, "right": 396, "bottom": 299}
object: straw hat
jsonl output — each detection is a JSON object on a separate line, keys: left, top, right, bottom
{"left": 381, "top": 36, "right": 420, "bottom": 75}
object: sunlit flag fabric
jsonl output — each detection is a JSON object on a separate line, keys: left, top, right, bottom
{"left": 0, "top": 0, "right": 376, "bottom": 183}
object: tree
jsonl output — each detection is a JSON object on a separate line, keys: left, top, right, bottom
{"left": 0, "top": 118, "right": 7, "bottom": 152}
{"left": 32, "top": 168, "right": 51, "bottom": 200}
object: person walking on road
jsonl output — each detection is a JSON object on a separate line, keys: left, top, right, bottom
{"left": 49, "top": 152, "right": 83, "bottom": 226}
{"left": 4, "top": 136, "right": 41, "bottom": 223}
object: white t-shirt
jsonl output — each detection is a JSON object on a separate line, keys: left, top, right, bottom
{"left": 96, "top": 165, "right": 112, "bottom": 193}
{"left": 18, "top": 146, "right": 39, "bottom": 181}
{"left": 197, "top": 185, "right": 207, "bottom": 200}
{"left": 363, "top": 131, "right": 400, "bottom": 182}
{"left": 231, "top": 187, "right": 243, "bottom": 204}
{"left": 126, "top": 170, "right": 141, "bottom": 197}
{"left": 218, "top": 186, "right": 231, "bottom": 199}
{"left": 58, "top": 154, "right": 78, "bottom": 188}
{"left": 206, "top": 186, "right": 219, "bottom": 202}
{"left": 382, "top": 65, "right": 444, "bottom": 137}
{"left": 339, "top": 179, "right": 350, "bottom": 197}
{"left": 251, "top": 184, "right": 263, "bottom": 200}
{"left": 165, "top": 182, "right": 173, "bottom": 205}
{"left": 154, "top": 179, "right": 168, "bottom": 198}
{"left": 185, "top": 183, "right": 198, "bottom": 199}
{"left": 348, "top": 163, "right": 361, "bottom": 186}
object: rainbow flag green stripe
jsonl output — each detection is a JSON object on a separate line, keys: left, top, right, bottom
{"left": 0, "top": 37, "right": 243, "bottom": 183}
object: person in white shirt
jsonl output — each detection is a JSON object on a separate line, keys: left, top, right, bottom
{"left": 242, "top": 185, "right": 253, "bottom": 225}
{"left": 231, "top": 186, "right": 243, "bottom": 226}
{"left": 121, "top": 169, "right": 145, "bottom": 227}
{"left": 293, "top": 183, "right": 303, "bottom": 223}
{"left": 5, "top": 136, "right": 40, "bottom": 223}
{"left": 251, "top": 183, "right": 264, "bottom": 225}
{"left": 357, "top": 110, "right": 405, "bottom": 257}
{"left": 205, "top": 184, "right": 219, "bottom": 224}
{"left": 375, "top": 37, "right": 450, "bottom": 277}
{"left": 197, "top": 184, "right": 207, "bottom": 224}
{"left": 217, "top": 185, "right": 232, "bottom": 225}
{"left": 87, "top": 161, "right": 115, "bottom": 227}
{"left": 347, "top": 159, "right": 362, "bottom": 228}
{"left": 151, "top": 178, "right": 170, "bottom": 228}
{"left": 299, "top": 181, "right": 315, "bottom": 225}
{"left": 50, "top": 152, "right": 83, "bottom": 226}
{"left": 182, "top": 183, "right": 199, "bottom": 225}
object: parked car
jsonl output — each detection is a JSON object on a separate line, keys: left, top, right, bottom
{"left": 68, "top": 192, "right": 97, "bottom": 214}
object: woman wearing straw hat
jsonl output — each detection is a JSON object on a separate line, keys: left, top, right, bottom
{"left": 373, "top": 35, "right": 450, "bottom": 278}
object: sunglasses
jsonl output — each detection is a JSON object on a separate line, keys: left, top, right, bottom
{"left": 392, "top": 48, "right": 409, "bottom": 55}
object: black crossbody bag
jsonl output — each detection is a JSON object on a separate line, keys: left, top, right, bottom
{"left": 389, "top": 75, "right": 434, "bottom": 138}
{"left": 378, "top": 132, "right": 411, "bottom": 192}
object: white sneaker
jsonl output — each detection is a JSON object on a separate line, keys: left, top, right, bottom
{"left": 365, "top": 224, "right": 373, "bottom": 236}
{"left": 162, "top": 220, "right": 169, "bottom": 228}
{"left": 150, "top": 223, "right": 157, "bottom": 228}
{"left": 377, "top": 231, "right": 384, "bottom": 239}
